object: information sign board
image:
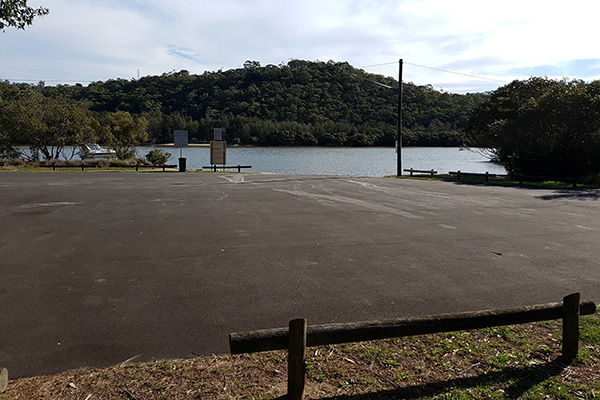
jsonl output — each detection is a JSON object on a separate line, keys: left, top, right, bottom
{"left": 210, "top": 141, "right": 226, "bottom": 165}
{"left": 174, "top": 130, "right": 188, "bottom": 147}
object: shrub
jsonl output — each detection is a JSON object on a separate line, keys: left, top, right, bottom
{"left": 145, "top": 149, "right": 172, "bottom": 165}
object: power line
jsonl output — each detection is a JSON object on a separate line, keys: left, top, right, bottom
{"left": 405, "top": 61, "right": 508, "bottom": 84}
{"left": 3, "top": 79, "right": 94, "bottom": 83}
{"left": 5, "top": 60, "right": 508, "bottom": 85}
{"left": 359, "top": 61, "right": 398, "bottom": 68}
{"left": 360, "top": 61, "right": 508, "bottom": 84}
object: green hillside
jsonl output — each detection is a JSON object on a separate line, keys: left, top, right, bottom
{"left": 40, "top": 60, "right": 487, "bottom": 146}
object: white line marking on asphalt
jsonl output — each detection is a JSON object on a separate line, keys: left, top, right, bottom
{"left": 224, "top": 175, "right": 245, "bottom": 183}
{"left": 439, "top": 224, "right": 457, "bottom": 230}
{"left": 346, "top": 180, "right": 381, "bottom": 189}
{"left": 274, "top": 189, "right": 424, "bottom": 219}
{"left": 575, "top": 225, "right": 594, "bottom": 231}
{"left": 21, "top": 202, "right": 81, "bottom": 208}
{"left": 216, "top": 192, "right": 229, "bottom": 201}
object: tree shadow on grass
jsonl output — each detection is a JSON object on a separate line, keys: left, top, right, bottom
{"left": 315, "top": 358, "right": 570, "bottom": 400}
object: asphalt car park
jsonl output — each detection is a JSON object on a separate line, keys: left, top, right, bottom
{"left": 1, "top": 172, "right": 598, "bottom": 377}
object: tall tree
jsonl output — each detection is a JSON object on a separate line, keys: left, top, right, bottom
{"left": 0, "top": 0, "right": 49, "bottom": 30}
{"left": 0, "top": 86, "right": 98, "bottom": 160}
{"left": 98, "top": 111, "right": 149, "bottom": 160}
{"left": 467, "top": 77, "right": 600, "bottom": 179}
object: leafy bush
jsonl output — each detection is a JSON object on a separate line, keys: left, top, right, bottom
{"left": 145, "top": 149, "right": 172, "bottom": 165}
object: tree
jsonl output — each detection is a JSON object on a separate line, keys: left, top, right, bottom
{"left": 467, "top": 77, "right": 600, "bottom": 179}
{"left": 243, "top": 60, "right": 261, "bottom": 69}
{"left": 0, "top": 84, "right": 97, "bottom": 160}
{"left": 98, "top": 111, "right": 149, "bottom": 160}
{"left": 0, "top": 0, "right": 49, "bottom": 30}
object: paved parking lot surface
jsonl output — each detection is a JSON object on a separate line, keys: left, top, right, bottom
{"left": 1, "top": 172, "right": 598, "bottom": 377}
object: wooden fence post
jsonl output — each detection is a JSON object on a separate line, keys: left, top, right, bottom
{"left": 288, "top": 319, "right": 307, "bottom": 400}
{"left": 0, "top": 368, "right": 8, "bottom": 393}
{"left": 562, "top": 293, "right": 580, "bottom": 360}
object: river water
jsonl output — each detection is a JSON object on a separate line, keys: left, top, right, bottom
{"left": 141, "top": 146, "right": 505, "bottom": 177}
{"left": 48, "top": 146, "right": 504, "bottom": 177}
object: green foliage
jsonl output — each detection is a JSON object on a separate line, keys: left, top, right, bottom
{"left": 1, "top": 60, "right": 488, "bottom": 154}
{"left": 0, "top": 0, "right": 49, "bottom": 30}
{"left": 580, "top": 313, "right": 600, "bottom": 344}
{"left": 145, "top": 149, "right": 171, "bottom": 165}
{"left": 97, "top": 111, "right": 149, "bottom": 160}
{"left": 0, "top": 82, "right": 97, "bottom": 160}
{"left": 467, "top": 77, "right": 600, "bottom": 179}
{"left": 37, "top": 60, "right": 487, "bottom": 147}
{"left": 0, "top": 134, "right": 21, "bottom": 159}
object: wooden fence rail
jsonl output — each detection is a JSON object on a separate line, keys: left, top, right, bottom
{"left": 403, "top": 168, "right": 437, "bottom": 177}
{"left": 230, "top": 293, "right": 596, "bottom": 400}
{"left": 449, "top": 170, "right": 496, "bottom": 182}
{"left": 202, "top": 165, "right": 252, "bottom": 172}
{"left": 39, "top": 164, "right": 177, "bottom": 171}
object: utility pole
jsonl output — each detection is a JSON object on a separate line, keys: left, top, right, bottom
{"left": 397, "top": 59, "right": 403, "bottom": 176}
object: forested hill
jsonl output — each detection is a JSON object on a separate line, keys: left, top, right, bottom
{"left": 40, "top": 59, "right": 488, "bottom": 146}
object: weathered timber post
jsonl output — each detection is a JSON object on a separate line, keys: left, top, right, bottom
{"left": 397, "top": 59, "right": 403, "bottom": 176}
{"left": 0, "top": 368, "right": 8, "bottom": 393}
{"left": 562, "top": 293, "right": 581, "bottom": 360}
{"left": 288, "top": 319, "right": 307, "bottom": 400}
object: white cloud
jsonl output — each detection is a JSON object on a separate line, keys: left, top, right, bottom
{"left": 1, "top": 0, "right": 599, "bottom": 92}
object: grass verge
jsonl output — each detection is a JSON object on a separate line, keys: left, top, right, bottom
{"left": 398, "top": 174, "right": 600, "bottom": 190}
{"left": 2, "top": 313, "right": 598, "bottom": 399}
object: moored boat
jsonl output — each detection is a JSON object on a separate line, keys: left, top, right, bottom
{"left": 79, "top": 144, "right": 116, "bottom": 158}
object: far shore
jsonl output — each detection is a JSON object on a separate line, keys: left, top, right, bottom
{"left": 151, "top": 143, "right": 210, "bottom": 147}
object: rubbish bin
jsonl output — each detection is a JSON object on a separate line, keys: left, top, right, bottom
{"left": 178, "top": 157, "right": 187, "bottom": 172}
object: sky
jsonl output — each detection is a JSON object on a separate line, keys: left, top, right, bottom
{"left": 1, "top": 0, "right": 599, "bottom": 94}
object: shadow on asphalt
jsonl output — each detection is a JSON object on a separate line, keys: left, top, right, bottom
{"left": 445, "top": 179, "right": 600, "bottom": 201}
{"left": 290, "top": 358, "right": 569, "bottom": 400}
{"left": 536, "top": 189, "right": 599, "bottom": 201}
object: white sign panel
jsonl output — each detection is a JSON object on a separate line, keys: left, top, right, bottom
{"left": 213, "top": 128, "right": 223, "bottom": 141}
{"left": 174, "top": 130, "right": 188, "bottom": 147}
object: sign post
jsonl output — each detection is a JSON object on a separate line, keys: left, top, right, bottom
{"left": 210, "top": 128, "right": 226, "bottom": 168}
{"left": 174, "top": 130, "right": 188, "bottom": 172}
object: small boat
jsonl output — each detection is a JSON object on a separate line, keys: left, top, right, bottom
{"left": 79, "top": 144, "right": 116, "bottom": 158}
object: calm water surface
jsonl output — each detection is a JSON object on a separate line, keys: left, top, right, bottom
{"left": 51, "top": 146, "right": 504, "bottom": 177}
{"left": 140, "top": 146, "right": 505, "bottom": 177}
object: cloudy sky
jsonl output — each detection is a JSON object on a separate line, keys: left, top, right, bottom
{"left": 1, "top": 0, "right": 599, "bottom": 93}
